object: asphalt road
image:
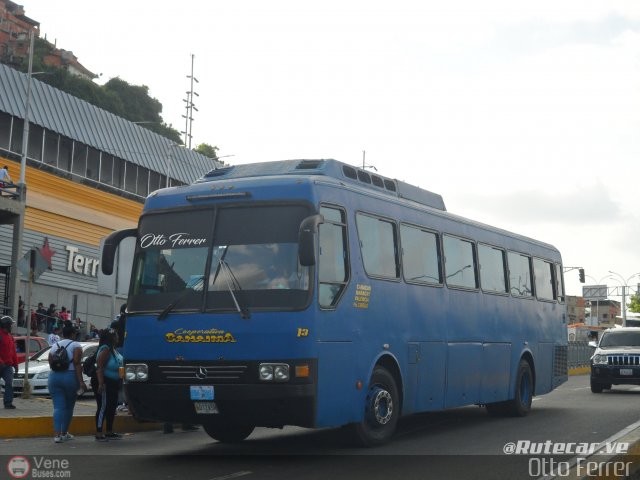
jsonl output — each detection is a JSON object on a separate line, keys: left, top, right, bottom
{"left": 3, "top": 375, "right": 640, "bottom": 480}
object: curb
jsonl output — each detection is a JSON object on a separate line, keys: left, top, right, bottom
{"left": 568, "top": 367, "right": 590, "bottom": 376}
{"left": 0, "top": 415, "right": 162, "bottom": 439}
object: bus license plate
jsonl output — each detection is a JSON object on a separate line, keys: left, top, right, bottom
{"left": 620, "top": 368, "right": 633, "bottom": 376}
{"left": 190, "top": 385, "right": 214, "bottom": 400}
{"left": 194, "top": 402, "right": 219, "bottom": 414}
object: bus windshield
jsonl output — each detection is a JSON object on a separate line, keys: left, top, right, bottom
{"left": 128, "top": 204, "right": 312, "bottom": 313}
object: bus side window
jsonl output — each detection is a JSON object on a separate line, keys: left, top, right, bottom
{"left": 443, "top": 235, "right": 477, "bottom": 289}
{"left": 355, "top": 213, "right": 399, "bottom": 279}
{"left": 507, "top": 251, "right": 533, "bottom": 297}
{"left": 554, "top": 263, "right": 565, "bottom": 303}
{"left": 533, "top": 258, "right": 555, "bottom": 301}
{"left": 478, "top": 244, "right": 507, "bottom": 293}
{"left": 400, "top": 224, "right": 441, "bottom": 285}
{"left": 318, "top": 206, "right": 350, "bottom": 308}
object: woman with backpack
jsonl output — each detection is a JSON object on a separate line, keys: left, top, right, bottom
{"left": 47, "top": 322, "right": 87, "bottom": 443}
{"left": 92, "top": 328, "right": 123, "bottom": 441}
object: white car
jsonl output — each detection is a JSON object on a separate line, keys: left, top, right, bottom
{"left": 1, "top": 342, "right": 99, "bottom": 396}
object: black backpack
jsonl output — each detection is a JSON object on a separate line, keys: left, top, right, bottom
{"left": 82, "top": 351, "right": 97, "bottom": 377}
{"left": 50, "top": 341, "right": 71, "bottom": 372}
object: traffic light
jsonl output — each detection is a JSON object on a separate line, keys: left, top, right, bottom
{"left": 579, "top": 268, "right": 585, "bottom": 283}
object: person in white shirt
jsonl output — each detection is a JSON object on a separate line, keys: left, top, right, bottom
{"left": 0, "top": 165, "right": 13, "bottom": 186}
{"left": 47, "top": 326, "right": 61, "bottom": 346}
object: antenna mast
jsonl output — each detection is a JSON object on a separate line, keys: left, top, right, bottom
{"left": 182, "top": 54, "right": 199, "bottom": 148}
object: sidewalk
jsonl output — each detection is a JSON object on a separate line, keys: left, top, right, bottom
{"left": 0, "top": 395, "right": 161, "bottom": 438}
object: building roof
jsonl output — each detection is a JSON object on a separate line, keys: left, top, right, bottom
{"left": 0, "top": 63, "right": 219, "bottom": 183}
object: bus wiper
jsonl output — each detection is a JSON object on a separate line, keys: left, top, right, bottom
{"left": 158, "top": 293, "right": 184, "bottom": 321}
{"left": 158, "top": 277, "right": 204, "bottom": 321}
{"left": 218, "top": 259, "right": 251, "bottom": 319}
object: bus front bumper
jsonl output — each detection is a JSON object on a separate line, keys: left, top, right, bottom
{"left": 125, "top": 382, "right": 317, "bottom": 428}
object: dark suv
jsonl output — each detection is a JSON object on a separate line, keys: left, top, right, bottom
{"left": 591, "top": 327, "right": 640, "bottom": 393}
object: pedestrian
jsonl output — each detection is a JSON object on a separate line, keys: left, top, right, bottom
{"left": 30, "top": 309, "right": 38, "bottom": 336}
{"left": 47, "top": 325, "right": 61, "bottom": 346}
{"left": 89, "top": 325, "right": 99, "bottom": 339}
{"left": 36, "top": 303, "right": 47, "bottom": 332}
{"left": 112, "top": 304, "right": 128, "bottom": 411}
{"left": 17, "top": 298, "right": 25, "bottom": 328}
{"left": 0, "top": 164, "right": 13, "bottom": 187}
{"left": 114, "top": 304, "right": 126, "bottom": 350}
{"left": 59, "top": 307, "right": 70, "bottom": 322}
{"left": 47, "top": 323, "right": 87, "bottom": 443}
{"left": 46, "top": 304, "right": 57, "bottom": 334}
{"left": 0, "top": 316, "right": 18, "bottom": 409}
{"left": 92, "top": 328, "right": 124, "bottom": 441}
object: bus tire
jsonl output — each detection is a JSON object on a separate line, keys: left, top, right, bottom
{"left": 348, "top": 366, "right": 400, "bottom": 447}
{"left": 202, "top": 421, "right": 255, "bottom": 443}
{"left": 590, "top": 379, "right": 604, "bottom": 393}
{"left": 504, "top": 359, "right": 533, "bottom": 416}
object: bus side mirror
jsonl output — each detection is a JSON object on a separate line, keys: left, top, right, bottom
{"left": 298, "top": 214, "right": 324, "bottom": 267}
{"left": 101, "top": 228, "right": 138, "bottom": 275}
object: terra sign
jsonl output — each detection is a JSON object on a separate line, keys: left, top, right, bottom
{"left": 65, "top": 245, "right": 100, "bottom": 277}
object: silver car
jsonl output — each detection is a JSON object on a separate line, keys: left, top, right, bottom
{"left": 1, "top": 341, "right": 99, "bottom": 396}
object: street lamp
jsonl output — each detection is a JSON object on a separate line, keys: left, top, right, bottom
{"left": 584, "top": 275, "right": 611, "bottom": 327}
{"left": 607, "top": 271, "right": 640, "bottom": 327}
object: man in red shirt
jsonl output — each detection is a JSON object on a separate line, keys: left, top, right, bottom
{"left": 0, "top": 316, "right": 18, "bottom": 409}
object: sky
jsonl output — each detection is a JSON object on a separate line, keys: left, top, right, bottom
{"left": 25, "top": 0, "right": 640, "bottom": 298}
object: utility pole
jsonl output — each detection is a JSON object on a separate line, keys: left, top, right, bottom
{"left": 182, "top": 54, "right": 199, "bottom": 149}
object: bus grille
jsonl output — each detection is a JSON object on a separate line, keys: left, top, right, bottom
{"left": 157, "top": 364, "right": 249, "bottom": 382}
{"left": 608, "top": 355, "right": 640, "bottom": 366}
{"left": 553, "top": 345, "right": 568, "bottom": 378}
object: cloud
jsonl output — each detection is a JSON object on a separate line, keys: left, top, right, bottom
{"left": 451, "top": 183, "right": 622, "bottom": 225}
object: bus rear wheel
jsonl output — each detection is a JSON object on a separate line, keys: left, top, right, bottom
{"left": 348, "top": 366, "right": 400, "bottom": 447}
{"left": 486, "top": 359, "right": 533, "bottom": 417}
{"left": 202, "top": 421, "right": 255, "bottom": 443}
{"left": 507, "top": 359, "right": 533, "bottom": 416}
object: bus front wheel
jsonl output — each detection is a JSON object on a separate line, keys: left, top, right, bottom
{"left": 348, "top": 366, "right": 400, "bottom": 447}
{"left": 202, "top": 421, "right": 255, "bottom": 443}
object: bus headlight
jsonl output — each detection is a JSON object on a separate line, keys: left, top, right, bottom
{"left": 592, "top": 355, "right": 608, "bottom": 365}
{"left": 259, "top": 363, "right": 289, "bottom": 382}
{"left": 274, "top": 365, "right": 290, "bottom": 382}
{"left": 125, "top": 364, "right": 149, "bottom": 382}
{"left": 259, "top": 364, "right": 273, "bottom": 381}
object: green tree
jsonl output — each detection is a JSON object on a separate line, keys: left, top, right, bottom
{"left": 194, "top": 143, "right": 219, "bottom": 159}
{"left": 629, "top": 293, "right": 640, "bottom": 313}
{"left": 11, "top": 38, "right": 183, "bottom": 144}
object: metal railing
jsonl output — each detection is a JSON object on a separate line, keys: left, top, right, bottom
{"left": 0, "top": 183, "right": 20, "bottom": 199}
{"left": 568, "top": 341, "right": 595, "bottom": 369}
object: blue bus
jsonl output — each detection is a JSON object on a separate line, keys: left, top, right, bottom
{"left": 102, "top": 159, "right": 567, "bottom": 446}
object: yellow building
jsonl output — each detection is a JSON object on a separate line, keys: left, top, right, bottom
{"left": 0, "top": 63, "right": 219, "bottom": 328}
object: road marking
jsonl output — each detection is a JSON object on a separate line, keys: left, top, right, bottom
{"left": 208, "top": 471, "right": 253, "bottom": 480}
{"left": 538, "top": 418, "right": 640, "bottom": 480}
